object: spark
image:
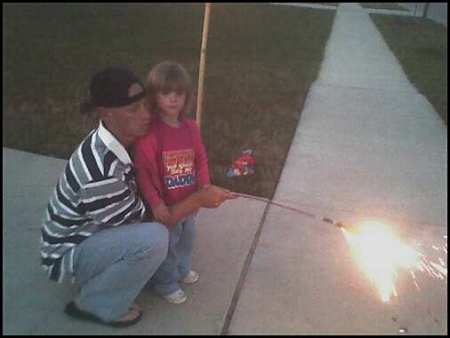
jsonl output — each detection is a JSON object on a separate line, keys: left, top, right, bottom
{"left": 234, "top": 193, "right": 447, "bottom": 302}
{"left": 341, "top": 220, "right": 419, "bottom": 302}
{"left": 410, "top": 270, "right": 420, "bottom": 291}
{"left": 341, "top": 220, "right": 447, "bottom": 303}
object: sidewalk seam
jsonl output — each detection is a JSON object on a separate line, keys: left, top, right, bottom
{"left": 219, "top": 200, "right": 272, "bottom": 335}
{"left": 220, "top": 84, "right": 312, "bottom": 335}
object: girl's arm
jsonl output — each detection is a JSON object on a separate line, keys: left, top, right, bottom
{"left": 165, "top": 185, "right": 237, "bottom": 226}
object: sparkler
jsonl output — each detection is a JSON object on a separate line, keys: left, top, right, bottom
{"left": 235, "top": 193, "right": 447, "bottom": 303}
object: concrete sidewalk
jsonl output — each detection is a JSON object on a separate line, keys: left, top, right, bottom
{"left": 3, "top": 3, "right": 447, "bottom": 335}
{"left": 2, "top": 148, "right": 268, "bottom": 334}
{"left": 272, "top": 2, "right": 419, "bottom": 17}
{"left": 228, "top": 3, "right": 447, "bottom": 335}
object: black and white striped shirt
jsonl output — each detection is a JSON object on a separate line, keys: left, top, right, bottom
{"left": 40, "top": 121, "right": 146, "bottom": 283}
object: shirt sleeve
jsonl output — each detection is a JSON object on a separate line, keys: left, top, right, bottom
{"left": 188, "top": 120, "right": 210, "bottom": 188}
{"left": 133, "top": 135, "right": 164, "bottom": 208}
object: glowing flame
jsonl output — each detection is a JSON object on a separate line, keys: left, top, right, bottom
{"left": 341, "top": 220, "right": 447, "bottom": 303}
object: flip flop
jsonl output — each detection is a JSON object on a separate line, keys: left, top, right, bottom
{"left": 64, "top": 301, "right": 142, "bottom": 328}
{"left": 130, "top": 303, "right": 142, "bottom": 312}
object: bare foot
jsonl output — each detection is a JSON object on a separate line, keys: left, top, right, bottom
{"left": 129, "top": 303, "right": 142, "bottom": 312}
{"left": 115, "top": 307, "right": 142, "bottom": 323}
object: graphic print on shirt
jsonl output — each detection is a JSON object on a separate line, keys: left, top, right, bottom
{"left": 163, "top": 149, "right": 196, "bottom": 190}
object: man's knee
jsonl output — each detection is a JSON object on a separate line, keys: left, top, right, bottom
{"left": 131, "top": 222, "right": 169, "bottom": 261}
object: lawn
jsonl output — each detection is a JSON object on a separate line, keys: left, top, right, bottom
{"left": 3, "top": 3, "right": 335, "bottom": 199}
{"left": 370, "top": 14, "right": 447, "bottom": 124}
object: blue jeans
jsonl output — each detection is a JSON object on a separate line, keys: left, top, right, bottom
{"left": 149, "top": 213, "right": 196, "bottom": 296}
{"left": 72, "top": 222, "right": 169, "bottom": 322}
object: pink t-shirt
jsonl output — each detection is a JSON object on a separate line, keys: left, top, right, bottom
{"left": 133, "top": 117, "right": 210, "bottom": 208}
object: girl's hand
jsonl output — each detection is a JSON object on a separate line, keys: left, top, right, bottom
{"left": 153, "top": 202, "right": 171, "bottom": 224}
{"left": 198, "top": 185, "right": 237, "bottom": 208}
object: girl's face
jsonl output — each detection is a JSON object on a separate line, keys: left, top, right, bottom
{"left": 156, "top": 90, "right": 186, "bottom": 119}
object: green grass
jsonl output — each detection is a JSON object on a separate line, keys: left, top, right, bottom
{"left": 360, "top": 3, "right": 407, "bottom": 11}
{"left": 4, "top": 3, "right": 204, "bottom": 157}
{"left": 3, "top": 3, "right": 335, "bottom": 198}
{"left": 370, "top": 15, "right": 447, "bottom": 124}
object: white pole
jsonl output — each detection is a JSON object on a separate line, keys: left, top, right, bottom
{"left": 196, "top": 3, "right": 211, "bottom": 130}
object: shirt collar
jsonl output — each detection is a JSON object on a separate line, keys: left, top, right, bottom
{"left": 97, "top": 120, "right": 132, "bottom": 165}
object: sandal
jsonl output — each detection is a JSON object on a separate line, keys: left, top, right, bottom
{"left": 129, "top": 303, "right": 142, "bottom": 312}
{"left": 65, "top": 301, "right": 142, "bottom": 328}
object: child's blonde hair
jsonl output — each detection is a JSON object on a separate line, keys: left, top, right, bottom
{"left": 146, "top": 61, "right": 193, "bottom": 117}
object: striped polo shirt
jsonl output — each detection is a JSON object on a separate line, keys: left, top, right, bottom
{"left": 40, "top": 121, "right": 146, "bottom": 283}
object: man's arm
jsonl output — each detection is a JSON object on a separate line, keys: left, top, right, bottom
{"left": 133, "top": 135, "right": 164, "bottom": 208}
{"left": 80, "top": 176, "right": 146, "bottom": 227}
{"left": 164, "top": 185, "right": 237, "bottom": 226}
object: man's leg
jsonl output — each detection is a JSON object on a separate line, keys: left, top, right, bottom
{"left": 72, "top": 222, "right": 168, "bottom": 322}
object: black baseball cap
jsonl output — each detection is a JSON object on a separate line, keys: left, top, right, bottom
{"left": 81, "top": 66, "right": 145, "bottom": 114}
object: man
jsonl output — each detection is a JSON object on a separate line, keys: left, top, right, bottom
{"left": 40, "top": 66, "right": 235, "bottom": 327}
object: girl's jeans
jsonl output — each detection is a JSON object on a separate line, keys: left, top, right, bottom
{"left": 149, "top": 213, "right": 196, "bottom": 296}
{"left": 72, "top": 222, "right": 169, "bottom": 322}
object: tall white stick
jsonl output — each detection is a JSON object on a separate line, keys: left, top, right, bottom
{"left": 196, "top": 3, "right": 211, "bottom": 130}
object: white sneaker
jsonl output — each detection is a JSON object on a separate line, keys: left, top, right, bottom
{"left": 163, "top": 289, "right": 187, "bottom": 304}
{"left": 181, "top": 270, "right": 200, "bottom": 284}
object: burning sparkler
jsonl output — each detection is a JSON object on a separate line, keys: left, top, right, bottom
{"left": 235, "top": 193, "right": 447, "bottom": 303}
{"left": 341, "top": 220, "right": 447, "bottom": 303}
{"left": 340, "top": 220, "right": 418, "bottom": 302}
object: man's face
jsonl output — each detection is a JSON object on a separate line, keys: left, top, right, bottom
{"left": 108, "top": 98, "right": 153, "bottom": 141}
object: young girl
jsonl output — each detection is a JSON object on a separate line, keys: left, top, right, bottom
{"left": 133, "top": 61, "right": 210, "bottom": 304}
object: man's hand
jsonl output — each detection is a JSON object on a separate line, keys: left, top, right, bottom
{"left": 198, "top": 185, "right": 237, "bottom": 208}
{"left": 152, "top": 201, "right": 171, "bottom": 224}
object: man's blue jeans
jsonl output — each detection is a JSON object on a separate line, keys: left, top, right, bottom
{"left": 149, "top": 213, "right": 196, "bottom": 296}
{"left": 72, "top": 222, "right": 169, "bottom": 322}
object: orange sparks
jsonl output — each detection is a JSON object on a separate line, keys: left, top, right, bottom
{"left": 341, "top": 220, "right": 447, "bottom": 303}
